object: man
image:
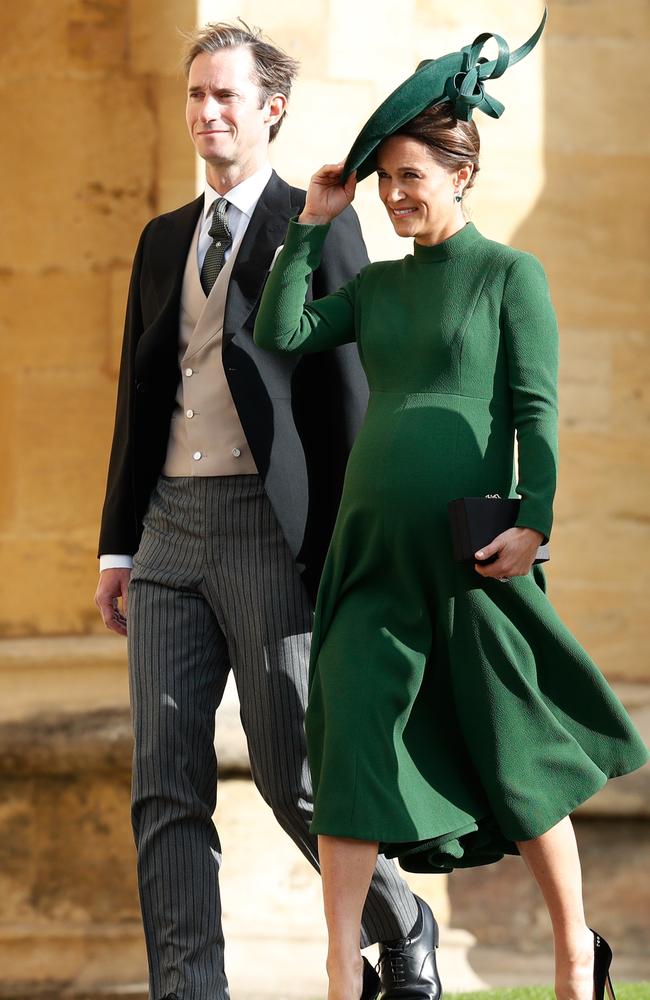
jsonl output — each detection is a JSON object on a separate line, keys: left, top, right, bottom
{"left": 95, "top": 22, "right": 441, "bottom": 1000}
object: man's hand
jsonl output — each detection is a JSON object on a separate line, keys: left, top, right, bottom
{"left": 298, "top": 162, "right": 357, "bottom": 226}
{"left": 95, "top": 568, "right": 131, "bottom": 636}
{"left": 474, "top": 526, "right": 544, "bottom": 581}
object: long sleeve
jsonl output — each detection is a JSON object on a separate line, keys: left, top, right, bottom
{"left": 254, "top": 218, "right": 361, "bottom": 355}
{"left": 501, "top": 253, "right": 559, "bottom": 542}
{"left": 97, "top": 221, "right": 151, "bottom": 557}
{"left": 312, "top": 201, "right": 369, "bottom": 298}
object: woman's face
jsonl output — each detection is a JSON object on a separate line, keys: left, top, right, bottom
{"left": 376, "top": 135, "right": 465, "bottom": 243}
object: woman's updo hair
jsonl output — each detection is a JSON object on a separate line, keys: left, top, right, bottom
{"left": 392, "top": 100, "right": 480, "bottom": 191}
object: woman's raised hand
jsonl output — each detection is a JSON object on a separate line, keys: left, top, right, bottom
{"left": 474, "top": 526, "right": 545, "bottom": 581}
{"left": 298, "top": 162, "right": 357, "bottom": 226}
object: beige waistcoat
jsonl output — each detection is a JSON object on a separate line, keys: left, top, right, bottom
{"left": 162, "top": 219, "right": 258, "bottom": 477}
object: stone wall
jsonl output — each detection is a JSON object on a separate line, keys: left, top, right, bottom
{"left": 1, "top": 0, "right": 647, "bottom": 682}
{"left": 513, "top": 0, "right": 650, "bottom": 682}
{"left": 0, "top": 0, "right": 196, "bottom": 637}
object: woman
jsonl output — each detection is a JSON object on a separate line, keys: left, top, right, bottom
{"left": 253, "top": 39, "right": 648, "bottom": 1000}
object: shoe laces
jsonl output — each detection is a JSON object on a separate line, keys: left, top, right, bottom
{"left": 377, "top": 939, "right": 411, "bottom": 987}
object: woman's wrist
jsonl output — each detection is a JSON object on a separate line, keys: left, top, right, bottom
{"left": 517, "top": 526, "right": 544, "bottom": 546}
{"left": 297, "top": 211, "right": 331, "bottom": 226}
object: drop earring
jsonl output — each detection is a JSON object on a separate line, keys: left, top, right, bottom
{"left": 454, "top": 189, "right": 463, "bottom": 203}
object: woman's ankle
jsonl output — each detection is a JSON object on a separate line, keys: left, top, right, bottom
{"left": 553, "top": 923, "right": 592, "bottom": 956}
{"left": 326, "top": 947, "right": 363, "bottom": 975}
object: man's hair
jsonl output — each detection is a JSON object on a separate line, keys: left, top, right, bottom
{"left": 182, "top": 20, "right": 300, "bottom": 142}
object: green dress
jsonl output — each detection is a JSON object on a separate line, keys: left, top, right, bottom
{"left": 254, "top": 219, "right": 649, "bottom": 873}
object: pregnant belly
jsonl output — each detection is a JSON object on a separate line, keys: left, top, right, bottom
{"left": 343, "top": 391, "right": 517, "bottom": 517}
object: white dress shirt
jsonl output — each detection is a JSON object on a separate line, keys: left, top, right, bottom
{"left": 100, "top": 162, "right": 274, "bottom": 572}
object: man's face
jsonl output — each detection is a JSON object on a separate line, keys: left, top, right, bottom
{"left": 186, "top": 47, "right": 272, "bottom": 168}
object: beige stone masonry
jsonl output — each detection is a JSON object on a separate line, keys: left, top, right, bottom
{"left": 0, "top": 0, "right": 196, "bottom": 637}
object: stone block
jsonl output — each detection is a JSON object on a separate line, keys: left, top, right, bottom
{"left": 558, "top": 328, "right": 612, "bottom": 433}
{"left": 0, "top": 637, "right": 128, "bottom": 721}
{"left": 545, "top": 37, "right": 650, "bottom": 155}
{"left": 468, "top": 941, "right": 650, "bottom": 991}
{"left": 196, "top": 0, "right": 241, "bottom": 24}
{"left": 9, "top": 370, "right": 116, "bottom": 536}
{"left": 448, "top": 817, "right": 650, "bottom": 955}
{"left": 468, "top": 148, "right": 545, "bottom": 246}
{"left": 0, "top": 271, "right": 109, "bottom": 369}
{"left": 0, "top": 706, "right": 143, "bottom": 985}
{"left": 0, "top": 537, "right": 101, "bottom": 638}
{"left": 271, "top": 79, "right": 376, "bottom": 185}
{"left": 512, "top": 154, "right": 649, "bottom": 333}
{"left": 612, "top": 329, "right": 650, "bottom": 435}
{"left": 155, "top": 75, "right": 199, "bottom": 213}
{"left": 414, "top": 0, "right": 543, "bottom": 35}
{"left": 550, "top": 0, "right": 650, "bottom": 39}
{"left": 548, "top": 583, "right": 649, "bottom": 683}
{"left": 0, "top": 79, "right": 155, "bottom": 271}
{"left": 555, "top": 518, "right": 646, "bottom": 595}
{"left": 555, "top": 430, "right": 648, "bottom": 528}
{"left": 327, "top": 0, "right": 415, "bottom": 83}
{"left": 0, "top": 374, "right": 16, "bottom": 531}
{"left": 211, "top": 0, "right": 330, "bottom": 76}
{"left": 0, "top": 1, "right": 128, "bottom": 80}
{"left": 64, "top": 0, "right": 129, "bottom": 74}
{"left": 129, "top": 0, "right": 195, "bottom": 76}
{"left": 0, "top": 4, "right": 63, "bottom": 81}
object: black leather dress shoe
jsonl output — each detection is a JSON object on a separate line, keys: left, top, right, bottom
{"left": 377, "top": 895, "right": 442, "bottom": 999}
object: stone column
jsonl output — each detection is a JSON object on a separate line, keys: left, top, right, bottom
{"left": 0, "top": 0, "right": 196, "bottom": 991}
{"left": 0, "top": 0, "right": 195, "bottom": 637}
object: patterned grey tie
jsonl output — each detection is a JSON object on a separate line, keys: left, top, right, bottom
{"left": 200, "top": 197, "right": 232, "bottom": 295}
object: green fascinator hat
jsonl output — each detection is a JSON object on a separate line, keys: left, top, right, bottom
{"left": 342, "top": 6, "right": 548, "bottom": 182}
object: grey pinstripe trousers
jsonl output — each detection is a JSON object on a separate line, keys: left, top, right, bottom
{"left": 128, "top": 474, "right": 418, "bottom": 1000}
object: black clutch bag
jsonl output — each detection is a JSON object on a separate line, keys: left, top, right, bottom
{"left": 448, "top": 495, "right": 550, "bottom": 564}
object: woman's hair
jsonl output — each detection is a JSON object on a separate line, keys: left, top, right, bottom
{"left": 182, "top": 20, "right": 300, "bottom": 143}
{"left": 392, "top": 101, "right": 480, "bottom": 190}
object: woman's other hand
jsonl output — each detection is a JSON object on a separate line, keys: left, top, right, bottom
{"left": 298, "top": 162, "right": 357, "bottom": 226}
{"left": 474, "top": 526, "right": 544, "bottom": 580}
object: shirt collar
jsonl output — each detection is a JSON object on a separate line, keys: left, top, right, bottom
{"left": 203, "top": 162, "right": 273, "bottom": 221}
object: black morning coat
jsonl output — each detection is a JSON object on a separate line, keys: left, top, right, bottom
{"left": 98, "top": 170, "right": 370, "bottom": 604}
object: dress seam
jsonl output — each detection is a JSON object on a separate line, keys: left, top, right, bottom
{"left": 457, "top": 253, "right": 508, "bottom": 392}
{"left": 368, "top": 388, "right": 509, "bottom": 407}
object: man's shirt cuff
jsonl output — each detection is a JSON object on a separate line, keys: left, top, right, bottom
{"left": 99, "top": 554, "right": 134, "bottom": 572}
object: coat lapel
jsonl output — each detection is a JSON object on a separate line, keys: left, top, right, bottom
{"left": 147, "top": 195, "right": 204, "bottom": 323}
{"left": 224, "top": 171, "right": 297, "bottom": 342}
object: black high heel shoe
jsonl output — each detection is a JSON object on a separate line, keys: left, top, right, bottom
{"left": 360, "top": 955, "right": 381, "bottom": 1000}
{"left": 591, "top": 929, "right": 616, "bottom": 1000}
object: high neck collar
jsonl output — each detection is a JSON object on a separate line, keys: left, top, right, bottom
{"left": 413, "top": 221, "right": 481, "bottom": 261}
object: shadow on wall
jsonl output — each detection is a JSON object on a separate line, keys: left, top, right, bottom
{"left": 510, "top": 0, "right": 649, "bottom": 679}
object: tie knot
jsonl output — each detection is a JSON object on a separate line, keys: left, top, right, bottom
{"left": 209, "top": 197, "right": 231, "bottom": 241}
